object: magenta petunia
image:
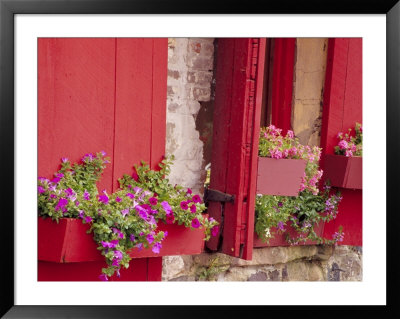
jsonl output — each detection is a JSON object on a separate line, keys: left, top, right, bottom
{"left": 85, "top": 216, "right": 92, "bottom": 223}
{"left": 56, "top": 173, "right": 64, "bottom": 179}
{"left": 191, "top": 218, "right": 200, "bottom": 228}
{"left": 180, "top": 201, "right": 189, "bottom": 210}
{"left": 192, "top": 195, "right": 201, "bottom": 203}
{"left": 115, "top": 197, "right": 122, "bottom": 203}
{"left": 126, "top": 193, "right": 134, "bottom": 199}
{"left": 152, "top": 242, "right": 162, "bottom": 254}
{"left": 187, "top": 188, "right": 193, "bottom": 195}
{"left": 99, "top": 274, "right": 108, "bottom": 281}
{"left": 121, "top": 208, "right": 129, "bottom": 217}
{"left": 38, "top": 186, "right": 45, "bottom": 194}
{"left": 55, "top": 198, "right": 68, "bottom": 211}
{"left": 75, "top": 200, "right": 80, "bottom": 206}
{"left": 133, "top": 186, "right": 142, "bottom": 194}
{"left": 211, "top": 225, "right": 219, "bottom": 237}
{"left": 146, "top": 233, "right": 154, "bottom": 244}
{"left": 190, "top": 204, "right": 197, "bottom": 213}
{"left": 114, "top": 250, "right": 123, "bottom": 260}
{"left": 98, "top": 194, "right": 109, "bottom": 205}
{"left": 83, "top": 190, "right": 90, "bottom": 201}
{"left": 109, "top": 240, "right": 119, "bottom": 248}
{"left": 51, "top": 177, "right": 61, "bottom": 184}
{"left": 61, "top": 157, "right": 69, "bottom": 163}
{"left": 166, "top": 213, "right": 175, "bottom": 224}
{"left": 129, "top": 234, "right": 135, "bottom": 242}
{"left": 100, "top": 150, "right": 106, "bottom": 156}
{"left": 161, "top": 201, "right": 173, "bottom": 213}
{"left": 78, "top": 210, "right": 85, "bottom": 219}
{"left": 149, "top": 197, "right": 158, "bottom": 206}
{"left": 112, "top": 258, "right": 120, "bottom": 267}
{"left": 136, "top": 243, "right": 143, "bottom": 251}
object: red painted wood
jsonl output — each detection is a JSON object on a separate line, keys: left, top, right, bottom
{"left": 38, "top": 218, "right": 102, "bottom": 263}
{"left": 38, "top": 217, "right": 205, "bottom": 263}
{"left": 207, "top": 39, "right": 265, "bottom": 259}
{"left": 147, "top": 258, "right": 163, "bottom": 281}
{"left": 38, "top": 259, "right": 148, "bottom": 281}
{"left": 256, "top": 157, "right": 306, "bottom": 196}
{"left": 320, "top": 38, "right": 362, "bottom": 246}
{"left": 129, "top": 220, "right": 206, "bottom": 258}
{"left": 323, "top": 155, "right": 362, "bottom": 189}
{"left": 270, "top": 38, "right": 296, "bottom": 132}
{"left": 113, "top": 39, "right": 153, "bottom": 190}
{"left": 38, "top": 38, "right": 116, "bottom": 193}
{"left": 206, "top": 39, "right": 235, "bottom": 251}
{"left": 242, "top": 38, "right": 266, "bottom": 260}
{"left": 253, "top": 221, "right": 325, "bottom": 247}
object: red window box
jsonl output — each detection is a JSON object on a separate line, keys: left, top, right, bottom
{"left": 253, "top": 220, "right": 325, "bottom": 247}
{"left": 38, "top": 216, "right": 207, "bottom": 263}
{"left": 323, "top": 154, "right": 362, "bottom": 189}
{"left": 257, "top": 157, "right": 306, "bottom": 196}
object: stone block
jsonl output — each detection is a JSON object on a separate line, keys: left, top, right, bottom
{"left": 192, "top": 87, "right": 211, "bottom": 101}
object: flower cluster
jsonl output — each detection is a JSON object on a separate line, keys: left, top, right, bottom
{"left": 334, "top": 122, "right": 362, "bottom": 157}
{"left": 259, "top": 125, "right": 323, "bottom": 195}
{"left": 38, "top": 152, "right": 218, "bottom": 281}
{"left": 256, "top": 125, "right": 343, "bottom": 245}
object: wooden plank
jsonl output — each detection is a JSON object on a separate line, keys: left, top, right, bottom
{"left": 270, "top": 38, "right": 296, "bottom": 132}
{"left": 147, "top": 258, "right": 163, "bottom": 281}
{"left": 242, "top": 38, "right": 266, "bottom": 260}
{"left": 38, "top": 38, "right": 116, "bottom": 193}
{"left": 113, "top": 38, "right": 154, "bottom": 190}
{"left": 320, "top": 38, "right": 362, "bottom": 246}
{"left": 206, "top": 39, "right": 235, "bottom": 251}
{"left": 150, "top": 39, "right": 168, "bottom": 170}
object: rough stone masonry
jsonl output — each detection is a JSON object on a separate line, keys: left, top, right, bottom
{"left": 163, "top": 38, "right": 362, "bottom": 281}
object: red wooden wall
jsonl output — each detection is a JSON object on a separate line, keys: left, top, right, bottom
{"left": 38, "top": 38, "right": 168, "bottom": 281}
{"left": 320, "top": 38, "right": 362, "bottom": 246}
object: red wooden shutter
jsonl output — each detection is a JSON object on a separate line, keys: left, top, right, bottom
{"left": 206, "top": 38, "right": 266, "bottom": 260}
{"left": 38, "top": 38, "right": 168, "bottom": 281}
{"left": 320, "top": 38, "right": 362, "bottom": 246}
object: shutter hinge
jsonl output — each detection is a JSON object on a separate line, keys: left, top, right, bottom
{"left": 204, "top": 188, "right": 235, "bottom": 203}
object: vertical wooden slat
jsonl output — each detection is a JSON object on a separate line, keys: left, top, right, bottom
{"left": 320, "top": 38, "right": 362, "bottom": 246}
{"left": 113, "top": 38, "right": 154, "bottom": 190}
{"left": 270, "top": 38, "right": 296, "bottom": 132}
{"left": 38, "top": 38, "right": 115, "bottom": 193}
{"left": 150, "top": 38, "right": 168, "bottom": 170}
{"left": 206, "top": 39, "right": 235, "bottom": 251}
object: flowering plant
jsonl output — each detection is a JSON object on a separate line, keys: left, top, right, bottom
{"left": 38, "top": 152, "right": 218, "bottom": 281}
{"left": 255, "top": 125, "right": 344, "bottom": 245}
{"left": 334, "top": 122, "right": 362, "bottom": 157}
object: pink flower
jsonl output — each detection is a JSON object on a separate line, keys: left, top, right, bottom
{"left": 152, "top": 242, "right": 162, "bottom": 254}
{"left": 338, "top": 140, "right": 348, "bottom": 150}
{"left": 345, "top": 149, "right": 353, "bottom": 157}
{"left": 99, "top": 274, "right": 108, "bottom": 281}
{"left": 192, "top": 195, "right": 202, "bottom": 204}
{"left": 190, "top": 204, "right": 197, "bottom": 213}
{"left": 286, "top": 130, "right": 294, "bottom": 139}
{"left": 85, "top": 216, "right": 92, "bottom": 223}
{"left": 186, "top": 188, "right": 193, "bottom": 195}
{"left": 115, "top": 197, "right": 122, "bottom": 203}
{"left": 211, "top": 225, "right": 219, "bottom": 237}
{"left": 149, "top": 197, "right": 158, "bottom": 206}
{"left": 270, "top": 148, "right": 283, "bottom": 159}
{"left": 180, "top": 201, "right": 189, "bottom": 210}
{"left": 38, "top": 186, "right": 45, "bottom": 194}
{"left": 61, "top": 157, "right": 69, "bottom": 163}
{"left": 191, "top": 218, "right": 200, "bottom": 228}
{"left": 166, "top": 213, "right": 175, "bottom": 224}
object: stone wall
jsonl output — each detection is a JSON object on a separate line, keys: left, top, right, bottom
{"left": 162, "top": 38, "right": 362, "bottom": 281}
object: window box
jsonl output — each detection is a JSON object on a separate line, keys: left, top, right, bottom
{"left": 38, "top": 217, "right": 207, "bottom": 263}
{"left": 323, "top": 154, "right": 362, "bottom": 189}
{"left": 253, "top": 220, "right": 325, "bottom": 247}
{"left": 257, "top": 157, "right": 307, "bottom": 196}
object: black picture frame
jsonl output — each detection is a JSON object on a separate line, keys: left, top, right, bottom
{"left": 1, "top": 0, "right": 398, "bottom": 317}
